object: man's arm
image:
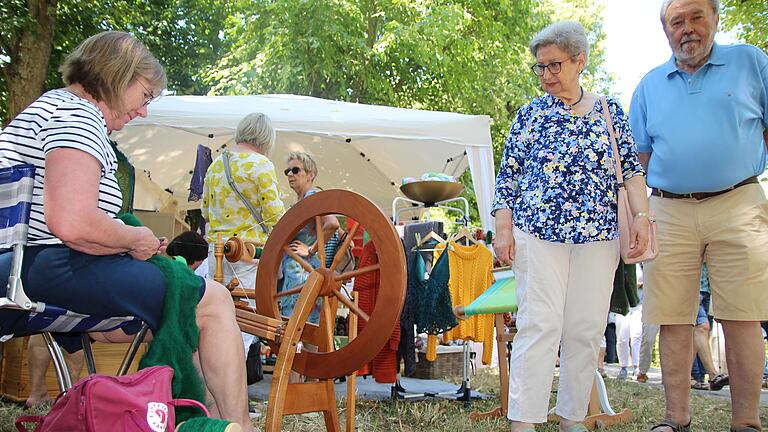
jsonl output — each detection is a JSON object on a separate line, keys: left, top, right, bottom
{"left": 638, "top": 152, "right": 650, "bottom": 172}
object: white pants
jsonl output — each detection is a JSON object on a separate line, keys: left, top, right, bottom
{"left": 507, "top": 228, "right": 619, "bottom": 423}
{"left": 207, "top": 245, "right": 258, "bottom": 357}
{"left": 616, "top": 306, "right": 643, "bottom": 368}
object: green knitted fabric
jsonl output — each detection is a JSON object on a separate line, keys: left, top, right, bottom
{"left": 118, "top": 213, "right": 229, "bottom": 431}
{"left": 610, "top": 260, "right": 639, "bottom": 315}
{"left": 178, "top": 417, "right": 234, "bottom": 431}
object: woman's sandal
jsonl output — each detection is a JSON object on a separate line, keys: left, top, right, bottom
{"left": 709, "top": 373, "right": 729, "bottom": 391}
{"left": 649, "top": 419, "right": 691, "bottom": 432}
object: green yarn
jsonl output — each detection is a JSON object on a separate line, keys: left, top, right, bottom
{"left": 178, "top": 417, "right": 234, "bottom": 431}
{"left": 118, "top": 213, "right": 229, "bottom": 431}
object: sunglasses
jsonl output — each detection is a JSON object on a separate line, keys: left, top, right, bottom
{"left": 284, "top": 166, "right": 302, "bottom": 176}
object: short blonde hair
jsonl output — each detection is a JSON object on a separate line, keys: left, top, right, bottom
{"left": 235, "top": 113, "right": 276, "bottom": 154}
{"left": 529, "top": 20, "right": 590, "bottom": 66}
{"left": 60, "top": 31, "right": 166, "bottom": 113}
{"left": 287, "top": 151, "right": 317, "bottom": 180}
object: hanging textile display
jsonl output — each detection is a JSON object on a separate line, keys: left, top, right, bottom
{"left": 439, "top": 241, "right": 495, "bottom": 365}
{"left": 355, "top": 240, "right": 400, "bottom": 383}
{"left": 412, "top": 248, "right": 458, "bottom": 335}
{"left": 399, "top": 221, "right": 444, "bottom": 376}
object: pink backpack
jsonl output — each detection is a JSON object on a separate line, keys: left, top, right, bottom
{"left": 16, "top": 366, "right": 208, "bottom": 432}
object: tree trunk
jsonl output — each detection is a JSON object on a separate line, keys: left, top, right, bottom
{"left": 5, "top": 0, "right": 57, "bottom": 122}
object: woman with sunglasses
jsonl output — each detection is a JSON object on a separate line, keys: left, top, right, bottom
{"left": 491, "top": 21, "right": 649, "bottom": 432}
{"left": 277, "top": 152, "right": 340, "bottom": 325}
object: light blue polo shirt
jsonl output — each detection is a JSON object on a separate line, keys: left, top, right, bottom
{"left": 629, "top": 43, "right": 768, "bottom": 193}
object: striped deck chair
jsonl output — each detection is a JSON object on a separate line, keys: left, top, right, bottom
{"left": 0, "top": 164, "right": 148, "bottom": 393}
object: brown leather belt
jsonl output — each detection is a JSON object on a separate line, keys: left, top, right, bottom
{"left": 651, "top": 176, "right": 759, "bottom": 200}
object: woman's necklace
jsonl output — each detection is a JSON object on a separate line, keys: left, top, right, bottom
{"left": 570, "top": 86, "right": 584, "bottom": 107}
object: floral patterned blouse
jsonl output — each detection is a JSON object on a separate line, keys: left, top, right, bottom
{"left": 202, "top": 151, "right": 285, "bottom": 244}
{"left": 492, "top": 94, "right": 644, "bottom": 244}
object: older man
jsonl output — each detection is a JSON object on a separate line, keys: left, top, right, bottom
{"left": 629, "top": 0, "right": 768, "bottom": 431}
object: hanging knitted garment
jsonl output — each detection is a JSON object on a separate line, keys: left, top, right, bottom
{"left": 439, "top": 241, "right": 495, "bottom": 365}
{"left": 412, "top": 249, "right": 457, "bottom": 336}
{"left": 354, "top": 240, "right": 400, "bottom": 383}
{"left": 399, "top": 222, "right": 443, "bottom": 375}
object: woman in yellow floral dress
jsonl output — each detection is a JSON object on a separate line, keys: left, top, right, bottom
{"left": 202, "top": 111, "right": 285, "bottom": 303}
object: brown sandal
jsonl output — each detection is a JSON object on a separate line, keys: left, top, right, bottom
{"left": 650, "top": 419, "right": 691, "bottom": 432}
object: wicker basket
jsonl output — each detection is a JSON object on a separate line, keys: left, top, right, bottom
{"left": 406, "top": 350, "right": 464, "bottom": 379}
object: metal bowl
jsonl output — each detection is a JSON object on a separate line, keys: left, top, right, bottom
{"left": 400, "top": 181, "right": 464, "bottom": 205}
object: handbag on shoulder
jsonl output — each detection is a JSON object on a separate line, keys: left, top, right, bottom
{"left": 600, "top": 97, "right": 659, "bottom": 264}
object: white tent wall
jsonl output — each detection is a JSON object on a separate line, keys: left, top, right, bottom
{"left": 112, "top": 94, "right": 495, "bottom": 232}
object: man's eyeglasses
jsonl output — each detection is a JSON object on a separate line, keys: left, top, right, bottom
{"left": 530, "top": 55, "right": 577, "bottom": 77}
{"left": 137, "top": 80, "right": 156, "bottom": 107}
{"left": 284, "top": 166, "right": 302, "bottom": 176}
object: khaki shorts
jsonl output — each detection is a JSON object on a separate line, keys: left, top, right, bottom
{"left": 643, "top": 183, "right": 768, "bottom": 325}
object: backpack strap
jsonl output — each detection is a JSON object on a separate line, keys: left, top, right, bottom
{"left": 15, "top": 415, "right": 43, "bottom": 432}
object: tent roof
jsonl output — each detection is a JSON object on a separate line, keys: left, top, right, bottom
{"left": 112, "top": 94, "right": 494, "bottom": 228}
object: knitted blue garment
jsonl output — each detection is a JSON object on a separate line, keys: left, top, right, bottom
{"left": 412, "top": 248, "right": 457, "bottom": 335}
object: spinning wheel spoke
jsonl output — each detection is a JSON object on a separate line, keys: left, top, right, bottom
{"left": 329, "top": 222, "right": 359, "bottom": 272}
{"left": 273, "top": 283, "right": 305, "bottom": 299}
{"left": 332, "top": 289, "right": 369, "bottom": 322}
{"left": 315, "top": 216, "right": 326, "bottom": 267}
{"left": 283, "top": 246, "right": 314, "bottom": 273}
{"left": 333, "top": 264, "right": 380, "bottom": 282}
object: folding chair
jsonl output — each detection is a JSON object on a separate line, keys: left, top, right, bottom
{"left": 0, "top": 163, "right": 148, "bottom": 393}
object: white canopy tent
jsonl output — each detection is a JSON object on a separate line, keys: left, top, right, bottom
{"left": 112, "top": 94, "right": 496, "bottom": 231}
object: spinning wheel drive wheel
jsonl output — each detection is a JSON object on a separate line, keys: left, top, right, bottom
{"left": 255, "top": 189, "right": 406, "bottom": 379}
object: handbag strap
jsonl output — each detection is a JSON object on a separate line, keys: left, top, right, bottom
{"left": 599, "top": 96, "right": 624, "bottom": 186}
{"left": 15, "top": 415, "right": 42, "bottom": 432}
{"left": 222, "top": 151, "right": 269, "bottom": 234}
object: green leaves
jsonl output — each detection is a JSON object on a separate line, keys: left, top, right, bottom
{"left": 721, "top": 0, "right": 767, "bottom": 52}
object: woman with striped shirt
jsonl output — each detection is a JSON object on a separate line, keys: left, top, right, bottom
{"left": 0, "top": 31, "right": 252, "bottom": 431}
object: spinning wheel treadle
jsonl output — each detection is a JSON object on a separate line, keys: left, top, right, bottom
{"left": 254, "top": 189, "right": 406, "bottom": 379}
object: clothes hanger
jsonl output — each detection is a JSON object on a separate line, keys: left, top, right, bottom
{"left": 411, "top": 231, "right": 448, "bottom": 252}
{"left": 449, "top": 226, "right": 482, "bottom": 246}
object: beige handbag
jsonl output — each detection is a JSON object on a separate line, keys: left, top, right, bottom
{"left": 600, "top": 97, "right": 658, "bottom": 264}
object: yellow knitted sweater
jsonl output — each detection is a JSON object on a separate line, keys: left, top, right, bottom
{"left": 433, "top": 241, "right": 495, "bottom": 365}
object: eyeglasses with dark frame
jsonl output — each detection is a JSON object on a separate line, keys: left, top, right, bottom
{"left": 530, "top": 55, "right": 578, "bottom": 77}
{"left": 137, "top": 80, "right": 156, "bottom": 107}
{"left": 284, "top": 166, "right": 303, "bottom": 176}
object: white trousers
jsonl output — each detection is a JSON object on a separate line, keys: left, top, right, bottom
{"left": 507, "top": 228, "right": 619, "bottom": 423}
{"left": 207, "top": 245, "right": 258, "bottom": 357}
{"left": 616, "top": 306, "right": 643, "bottom": 368}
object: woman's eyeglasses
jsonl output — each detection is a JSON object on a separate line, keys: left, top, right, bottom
{"left": 284, "top": 166, "right": 302, "bottom": 176}
{"left": 530, "top": 55, "right": 578, "bottom": 76}
{"left": 137, "top": 80, "right": 156, "bottom": 107}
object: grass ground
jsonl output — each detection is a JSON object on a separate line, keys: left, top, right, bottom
{"left": 2, "top": 368, "right": 767, "bottom": 431}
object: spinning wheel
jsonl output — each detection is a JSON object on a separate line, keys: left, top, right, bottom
{"left": 254, "top": 189, "right": 405, "bottom": 379}
{"left": 218, "top": 189, "right": 406, "bottom": 431}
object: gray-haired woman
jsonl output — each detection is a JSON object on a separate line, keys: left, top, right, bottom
{"left": 492, "top": 21, "right": 650, "bottom": 432}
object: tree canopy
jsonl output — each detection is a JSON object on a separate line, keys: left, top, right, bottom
{"left": 721, "top": 0, "right": 767, "bottom": 52}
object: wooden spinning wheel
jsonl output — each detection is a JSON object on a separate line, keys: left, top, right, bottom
{"left": 255, "top": 189, "right": 405, "bottom": 378}
{"left": 217, "top": 189, "right": 406, "bottom": 431}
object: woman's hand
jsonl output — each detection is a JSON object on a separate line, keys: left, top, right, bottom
{"left": 128, "top": 227, "right": 162, "bottom": 261}
{"left": 493, "top": 227, "right": 516, "bottom": 266}
{"left": 289, "top": 240, "right": 311, "bottom": 258}
{"left": 627, "top": 215, "right": 650, "bottom": 259}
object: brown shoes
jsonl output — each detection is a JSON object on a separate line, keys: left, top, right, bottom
{"left": 636, "top": 372, "right": 648, "bottom": 383}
